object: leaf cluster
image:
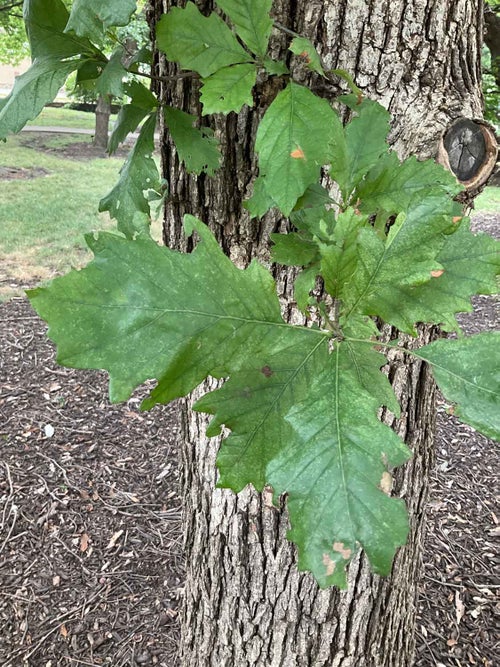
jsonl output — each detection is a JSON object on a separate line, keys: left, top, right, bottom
{"left": 2, "top": 0, "right": 499, "bottom": 589}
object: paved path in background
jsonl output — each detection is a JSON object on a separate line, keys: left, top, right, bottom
{"left": 22, "top": 125, "right": 96, "bottom": 135}
{"left": 20, "top": 125, "right": 158, "bottom": 143}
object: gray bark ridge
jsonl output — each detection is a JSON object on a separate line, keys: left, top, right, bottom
{"left": 149, "top": 1, "right": 484, "bottom": 665}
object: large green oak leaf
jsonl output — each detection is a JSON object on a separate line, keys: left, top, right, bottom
{"left": 24, "top": 0, "right": 98, "bottom": 59}
{"left": 268, "top": 344, "right": 411, "bottom": 588}
{"left": 28, "top": 217, "right": 326, "bottom": 409}
{"left": 417, "top": 333, "right": 500, "bottom": 441}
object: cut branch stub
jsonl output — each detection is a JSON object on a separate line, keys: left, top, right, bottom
{"left": 438, "top": 118, "right": 498, "bottom": 190}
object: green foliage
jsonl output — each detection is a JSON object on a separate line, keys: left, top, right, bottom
{"left": 0, "top": 57, "right": 80, "bottom": 138}
{"left": 200, "top": 63, "right": 256, "bottom": 115}
{"left": 23, "top": 0, "right": 97, "bottom": 59}
{"left": 164, "top": 106, "right": 221, "bottom": 176}
{"left": 65, "top": 0, "right": 137, "bottom": 44}
{"left": 248, "top": 82, "right": 343, "bottom": 216}
{"left": 1, "top": 0, "right": 497, "bottom": 589}
{"left": 108, "top": 80, "right": 157, "bottom": 153}
{"left": 156, "top": 2, "right": 251, "bottom": 78}
{"left": 289, "top": 37, "right": 325, "bottom": 75}
{"left": 99, "top": 114, "right": 160, "bottom": 239}
{"left": 0, "top": 9, "right": 29, "bottom": 65}
{"left": 417, "top": 334, "right": 500, "bottom": 441}
{"left": 215, "top": 0, "right": 273, "bottom": 57}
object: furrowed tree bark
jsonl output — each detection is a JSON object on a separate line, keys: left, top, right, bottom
{"left": 147, "top": 1, "right": 484, "bottom": 665}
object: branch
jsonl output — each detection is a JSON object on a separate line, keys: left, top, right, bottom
{"left": 0, "top": 1, "right": 23, "bottom": 12}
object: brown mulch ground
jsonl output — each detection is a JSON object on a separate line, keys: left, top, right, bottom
{"left": 0, "top": 212, "right": 498, "bottom": 666}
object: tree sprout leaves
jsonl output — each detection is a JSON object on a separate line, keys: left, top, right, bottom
{"left": 253, "top": 82, "right": 342, "bottom": 215}
{"left": 268, "top": 344, "right": 410, "bottom": 588}
{"left": 329, "top": 95, "right": 390, "bottom": 201}
{"left": 289, "top": 36, "right": 325, "bottom": 75}
{"left": 156, "top": 2, "right": 251, "bottom": 78}
{"left": 244, "top": 176, "right": 278, "bottom": 218}
{"left": 263, "top": 58, "right": 289, "bottom": 76}
{"left": 417, "top": 333, "right": 500, "bottom": 441}
{"left": 340, "top": 196, "right": 461, "bottom": 333}
{"left": 270, "top": 232, "right": 319, "bottom": 266}
{"left": 216, "top": 0, "right": 273, "bottom": 57}
{"left": 65, "top": 0, "right": 137, "bottom": 44}
{"left": 0, "top": 57, "right": 80, "bottom": 139}
{"left": 294, "top": 266, "right": 319, "bottom": 312}
{"left": 356, "top": 151, "right": 461, "bottom": 216}
{"left": 164, "top": 106, "right": 221, "bottom": 176}
{"left": 99, "top": 114, "right": 160, "bottom": 239}
{"left": 200, "top": 63, "right": 256, "bottom": 115}
{"left": 109, "top": 81, "right": 158, "bottom": 154}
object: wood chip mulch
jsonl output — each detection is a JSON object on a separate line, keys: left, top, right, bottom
{"left": 0, "top": 211, "right": 498, "bottom": 666}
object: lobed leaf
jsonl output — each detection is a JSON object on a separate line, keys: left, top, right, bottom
{"left": 28, "top": 217, "right": 325, "bottom": 409}
{"left": 417, "top": 333, "right": 500, "bottom": 441}
{"left": 356, "top": 151, "right": 461, "bottom": 215}
{"left": 0, "top": 57, "right": 80, "bottom": 139}
{"left": 109, "top": 81, "right": 158, "bottom": 154}
{"left": 99, "top": 114, "right": 160, "bottom": 239}
{"left": 164, "top": 106, "right": 221, "bottom": 175}
{"left": 24, "top": 0, "right": 97, "bottom": 59}
{"left": 339, "top": 196, "right": 463, "bottom": 333}
{"left": 156, "top": 2, "right": 251, "bottom": 78}
{"left": 65, "top": 0, "right": 137, "bottom": 44}
{"left": 268, "top": 344, "right": 410, "bottom": 588}
{"left": 200, "top": 64, "right": 257, "bottom": 115}
{"left": 216, "top": 0, "right": 273, "bottom": 57}
{"left": 329, "top": 95, "right": 390, "bottom": 201}
{"left": 195, "top": 337, "right": 329, "bottom": 491}
{"left": 95, "top": 47, "right": 128, "bottom": 98}
{"left": 394, "top": 218, "right": 500, "bottom": 332}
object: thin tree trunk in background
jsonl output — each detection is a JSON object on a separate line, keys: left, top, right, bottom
{"left": 93, "top": 93, "right": 110, "bottom": 149}
{"left": 147, "top": 1, "right": 483, "bottom": 665}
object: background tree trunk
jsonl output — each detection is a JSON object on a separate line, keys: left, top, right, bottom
{"left": 93, "top": 93, "right": 111, "bottom": 149}
{"left": 148, "top": 1, "right": 483, "bottom": 665}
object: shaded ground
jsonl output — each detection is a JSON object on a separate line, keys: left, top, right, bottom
{"left": 0, "top": 208, "right": 498, "bottom": 665}
{"left": 0, "top": 302, "right": 183, "bottom": 666}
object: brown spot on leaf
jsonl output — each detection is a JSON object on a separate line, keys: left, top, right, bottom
{"left": 333, "top": 541, "right": 352, "bottom": 560}
{"left": 261, "top": 365, "right": 273, "bottom": 378}
{"left": 300, "top": 51, "right": 312, "bottom": 63}
{"left": 379, "top": 471, "right": 393, "bottom": 495}
{"left": 452, "top": 216, "right": 462, "bottom": 224}
{"left": 290, "top": 147, "right": 305, "bottom": 159}
{"left": 322, "top": 552, "right": 336, "bottom": 576}
{"left": 431, "top": 269, "right": 444, "bottom": 278}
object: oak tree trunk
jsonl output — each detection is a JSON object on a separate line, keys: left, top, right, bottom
{"left": 148, "top": 1, "right": 483, "bottom": 665}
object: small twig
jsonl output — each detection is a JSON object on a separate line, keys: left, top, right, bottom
{"left": 273, "top": 19, "right": 300, "bottom": 38}
{"left": 136, "top": 70, "right": 200, "bottom": 84}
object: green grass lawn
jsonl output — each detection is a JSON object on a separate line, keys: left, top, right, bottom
{"left": 474, "top": 185, "right": 500, "bottom": 213}
{"left": 0, "top": 132, "right": 160, "bottom": 301}
{"left": 24, "top": 105, "right": 118, "bottom": 130}
{"left": 0, "top": 121, "right": 498, "bottom": 303}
